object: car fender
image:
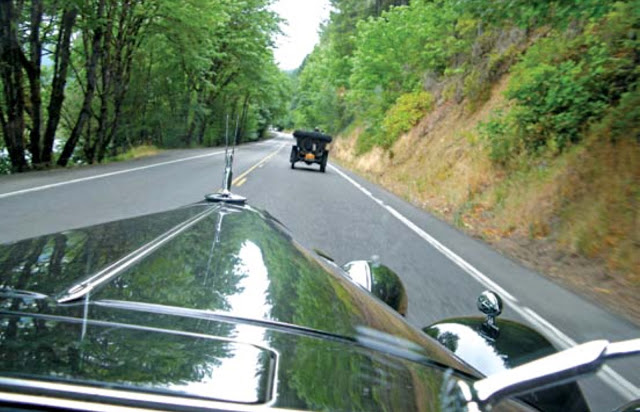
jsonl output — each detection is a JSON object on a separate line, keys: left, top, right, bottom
{"left": 424, "top": 317, "right": 589, "bottom": 412}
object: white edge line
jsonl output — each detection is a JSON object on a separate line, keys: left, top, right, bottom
{"left": 0, "top": 150, "right": 226, "bottom": 199}
{"left": 328, "top": 164, "right": 639, "bottom": 401}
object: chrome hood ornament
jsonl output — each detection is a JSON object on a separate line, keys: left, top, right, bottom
{"left": 205, "top": 114, "right": 246, "bottom": 204}
{"left": 477, "top": 291, "right": 502, "bottom": 339}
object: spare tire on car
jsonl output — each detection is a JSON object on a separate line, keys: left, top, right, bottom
{"left": 292, "top": 130, "right": 333, "bottom": 143}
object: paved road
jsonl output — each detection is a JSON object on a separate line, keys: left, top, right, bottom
{"left": 1, "top": 133, "right": 638, "bottom": 410}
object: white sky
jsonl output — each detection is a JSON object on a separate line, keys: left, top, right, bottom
{"left": 270, "top": 0, "right": 332, "bottom": 71}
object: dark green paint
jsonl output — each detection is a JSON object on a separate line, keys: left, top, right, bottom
{"left": 1, "top": 202, "right": 493, "bottom": 411}
{"left": 425, "top": 317, "right": 589, "bottom": 412}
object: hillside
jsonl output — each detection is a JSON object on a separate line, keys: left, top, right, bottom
{"left": 332, "top": 74, "right": 639, "bottom": 325}
{"left": 291, "top": 0, "right": 639, "bottom": 324}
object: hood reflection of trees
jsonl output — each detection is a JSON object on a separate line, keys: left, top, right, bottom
{"left": 2, "top": 206, "right": 446, "bottom": 409}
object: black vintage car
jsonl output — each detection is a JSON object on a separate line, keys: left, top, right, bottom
{"left": 0, "top": 153, "right": 638, "bottom": 411}
{"left": 290, "top": 130, "right": 332, "bottom": 172}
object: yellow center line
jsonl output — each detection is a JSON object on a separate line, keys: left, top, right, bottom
{"left": 232, "top": 144, "right": 286, "bottom": 187}
{"left": 234, "top": 177, "right": 248, "bottom": 187}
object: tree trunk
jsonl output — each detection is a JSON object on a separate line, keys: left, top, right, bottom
{"left": 58, "top": 0, "right": 105, "bottom": 167}
{"left": 93, "top": 5, "right": 114, "bottom": 164}
{"left": 196, "top": 114, "right": 209, "bottom": 145}
{"left": 26, "top": 0, "right": 43, "bottom": 166}
{"left": 97, "top": 0, "right": 145, "bottom": 162}
{"left": 42, "top": 7, "right": 77, "bottom": 165}
{"left": 184, "top": 116, "right": 196, "bottom": 147}
{"left": 237, "top": 94, "right": 251, "bottom": 143}
{"left": 0, "top": 0, "right": 28, "bottom": 172}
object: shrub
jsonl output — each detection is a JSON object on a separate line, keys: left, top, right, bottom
{"left": 463, "top": 68, "right": 491, "bottom": 111}
{"left": 355, "top": 130, "right": 378, "bottom": 155}
{"left": 507, "top": 60, "right": 609, "bottom": 153}
{"left": 590, "top": 86, "right": 640, "bottom": 143}
{"left": 380, "top": 91, "right": 434, "bottom": 147}
{"left": 481, "top": 2, "right": 639, "bottom": 163}
{"left": 479, "top": 110, "right": 520, "bottom": 165}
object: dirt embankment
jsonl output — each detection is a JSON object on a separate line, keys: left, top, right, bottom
{"left": 332, "top": 76, "right": 640, "bottom": 326}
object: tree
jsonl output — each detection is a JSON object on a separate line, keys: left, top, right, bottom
{"left": 0, "top": 0, "right": 79, "bottom": 171}
{"left": 2, "top": 0, "right": 288, "bottom": 172}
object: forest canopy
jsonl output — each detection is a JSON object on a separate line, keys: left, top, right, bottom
{"left": 290, "top": 0, "right": 638, "bottom": 156}
{"left": 0, "top": 0, "right": 292, "bottom": 172}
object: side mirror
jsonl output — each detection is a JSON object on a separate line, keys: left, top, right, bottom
{"left": 342, "top": 259, "right": 408, "bottom": 316}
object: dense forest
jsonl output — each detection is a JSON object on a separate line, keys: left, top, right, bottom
{"left": 291, "top": 0, "right": 638, "bottom": 152}
{"left": 0, "top": 0, "right": 291, "bottom": 172}
{"left": 290, "top": 0, "right": 638, "bottom": 316}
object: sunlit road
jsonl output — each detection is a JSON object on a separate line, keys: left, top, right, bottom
{"left": 1, "top": 132, "right": 638, "bottom": 410}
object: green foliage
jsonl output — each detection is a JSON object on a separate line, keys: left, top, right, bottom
{"left": 107, "top": 145, "right": 160, "bottom": 163}
{"left": 455, "top": 0, "right": 614, "bottom": 29}
{"left": 348, "top": 2, "right": 459, "bottom": 118}
{"left": 354, "top": 125, "right": 382, "bottom": 155}
{"left": 115, "top": 0, "right": 287, "bottom": 149}
{"left": 463, "top": 68, "right": 492, "bottom": 109}
{"left": 479, "top": 110, "right": 520, "bottom": 165}
{"left": 481, "top": 1, "right": 639, "bottom": 162}
{"left": 344, "top": 1, "right": 471, "bottom": 151}
{"left": 290, "top": 43, "right": 345, "bottom": 132}
{"left": 381, "top": 91, "right": 434, "bottom": 146}
{"left": 509, "top": 60, "right": 606, "bottom": 152}
{"left": 0, "top": 0, "right": 290, "bottom": 171}
{"left": 292, "top": 0, "right": 636, "bottom": 160}
{"left": 590, "top": 86, "right": 640, "bottom": 143}
{"left": 0, "top": 155, "right": 10, "bottom": 175}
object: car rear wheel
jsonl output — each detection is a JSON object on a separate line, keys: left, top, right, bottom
{"left": 320, "top": 151, "right": 328, "bottom": 173}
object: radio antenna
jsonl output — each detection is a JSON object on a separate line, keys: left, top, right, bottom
{"left": 232, "top": 113, "right": 240, "bottom": 157}
{"left": 205, "top": 113, "right": 246, "bottom": 204}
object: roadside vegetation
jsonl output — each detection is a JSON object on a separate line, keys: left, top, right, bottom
{"left": 291, "top": 0, "right": 639, "bottom": 322}
{"left": 107, "top": 144, "right": 160, "bottom": 162}
{"left": 0, "top": 0, "right": 292, "bottom": 173}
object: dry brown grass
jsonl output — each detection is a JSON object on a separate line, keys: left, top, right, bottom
{"left": 556, "top": 138, "right": 639, "bottom": 273}
{"left": 332, "top": 75, "right": 640, "bottom": 325}
{"left": 335, "top": 77, "right": 509, "bottom": 218}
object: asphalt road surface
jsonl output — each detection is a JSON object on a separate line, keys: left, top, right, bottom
{"left": 1, "top": 132, "right": 638, "bottom": 410}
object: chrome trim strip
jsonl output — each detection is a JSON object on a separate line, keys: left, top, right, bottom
{"left": 364, "top": 261, "right": 372, "bottom": 291}
{"left": 604, "top": 338, "right": 640, "bottom": 360}
{"left": 0, "top": 391, "right": 148, "bottom": 412}
{"left": 0, "top": 289, "right": 49, "bottom": 300}
{"left": 474, "top": 340, "right": 609, "bottom": 404}
{"left": 0, "top": 309, "right": 274, "bottom": 353}
{"left": 57, "top": 207, "right": 218, "bottom": 303}
{"left": 0, "top": 378, "right": 300, "bottom": 412}
{"left": 467, "top": 339, "right": 640, "bottom": 409}
{"left": 94, "top": 299, "right": 353, "bottom": 342}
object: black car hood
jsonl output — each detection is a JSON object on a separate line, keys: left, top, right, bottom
{"left": 0, "top": 202, "right": 485, "bottom": 410}
{"left": 0, "top": 304, "right": 467, "bottom": 411}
